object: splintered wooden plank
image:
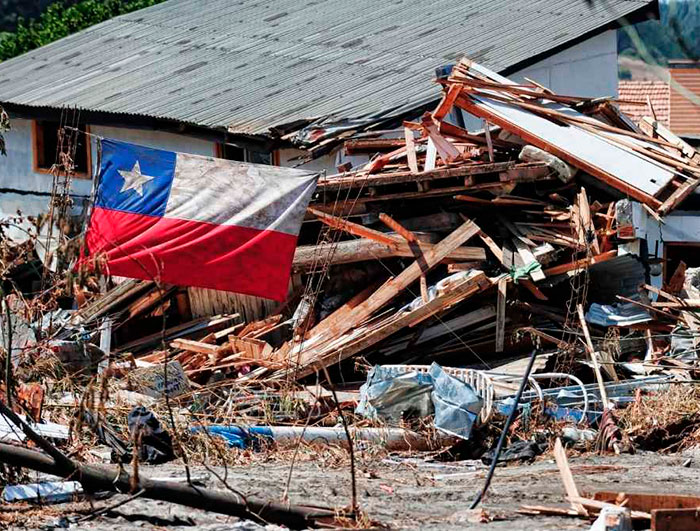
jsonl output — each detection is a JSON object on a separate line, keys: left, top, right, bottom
{"left": 308, "top": 218, "right": 482, "bottom": 344}
{"left": 170, "top": 339, "right": 220, "bottom": 355}
{"left": 665, "top": 260, "right": 687, "bottom": 295}
{"left": 495, "top": 277, "right": 507, "bottom": 352}
{"left": 478, "top": 230, "right": 505, "bottom": 265}
{"left": 543, "top": 250, "right": 617, "bottom": 276}
{"left": 378, "top": 213, "right": 419, "bottom": 243}
{"left": 229, "top": 336, "right": 273, "bottom": 360}
{"left": 511, "top": 237, "right": 546, "bottom": 281}
{"left": 577, "top": 304, "right": 612, "bottom": 406}
{"left": 291, "top": 273, "right": 492, "bottom": 379}
{"left": 657, "top": 175, "right": 700, "bottom": 215}
{"left": 422, "top": 116, "right": 461, "bottom": 163}
{"left": 554, "top": 438, "right": 588, "bottom": 517}
{"left": 308, "top": 207, "right": 399, "bottom": 247}
{"left": 404, "top": 126, "right": 419, "bottom": 173}
{"left": 433, "top": 83, "right": 463, "bottom": 120}
{"left": 483, "top": 120, "right": 494, "bottom": 162}
{"left": 576, "top": 187, "right": 600, "bottom": 254}
{"left": 519, "top": 279, "right": 548, "bottom": 301}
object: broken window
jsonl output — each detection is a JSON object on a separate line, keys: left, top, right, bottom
{"left": 217, "top": 142, "right": 271, "bottom": 165}
{"left": 33, "top": 120, "right": 91, "bottom": 177}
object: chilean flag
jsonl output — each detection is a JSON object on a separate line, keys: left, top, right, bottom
{"left": 85, "top": 139, "right": 318, "bottom": 301}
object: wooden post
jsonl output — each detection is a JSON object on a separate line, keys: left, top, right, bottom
{"left": 577, "top": 304, "right": 610, "bottom": 409}
{"left": 495, "top": 277, "right": 507, "bottom": 352}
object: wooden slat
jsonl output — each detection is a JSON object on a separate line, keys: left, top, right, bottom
{"left": 652, "top": 508, "right": 700, "bottom": 531}
{"left": 310, "top": 218, "right": 482, "bottom": 343}
{"left": 495, "top": 277, "right": 507, "bottom": 352}
{"left": 404, "top": 126, "right": 419, "bottom": 173}
{"left": 308, "top": 207, "right": 399, "bottom": 247}
{"left": 554, "top": 438, "right": 588, "bottom": 517}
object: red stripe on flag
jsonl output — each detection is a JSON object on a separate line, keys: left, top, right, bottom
{"left": 86, "top": 207, "right": 297, "bottom": 300}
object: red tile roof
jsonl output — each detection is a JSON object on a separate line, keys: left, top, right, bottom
{"left": 618, "top": 80, "right": 670, "bottom": 127}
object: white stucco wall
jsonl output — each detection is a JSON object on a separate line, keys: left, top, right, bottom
{"left": 461, "top": 30, "right": 619, "bottom": 131}
{"left": 512, "top": 30, "right": 618, "bottom": 99}
{"left": 0, "top": 118, "right": 94, "bottom": 197}
{"left": 89, "top": 125, "right": 216, "bottom": 158}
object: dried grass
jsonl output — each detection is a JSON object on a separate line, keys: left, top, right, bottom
{"left": 618, "top": 384, "right": 700, "bottom": 452}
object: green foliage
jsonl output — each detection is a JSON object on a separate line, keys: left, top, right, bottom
{"left": 0, "top": 0, "right": 164, "bottom": 61}
{"left": 619, "top": 0, "right": 700, "bottom": 65}
{"left": 0, "top": 1, "right": 60, "bottom": 33}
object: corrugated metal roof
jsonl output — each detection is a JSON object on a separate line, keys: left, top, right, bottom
{"left": 0, "top": 0, "right": 655, "bottom": 136}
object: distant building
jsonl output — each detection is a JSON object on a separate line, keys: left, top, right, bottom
{"left": 618, "top": 80, "right": 670, "bottom": 127}
{"left": 619, "top": 60, "right": 700, "bottom": 144}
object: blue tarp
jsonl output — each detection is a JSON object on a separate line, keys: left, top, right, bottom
{"left": 356, "top": 362, "right": 482, "bottom": 440}
{"left": 194, "top": 425, "right": 274, "bottom": 449}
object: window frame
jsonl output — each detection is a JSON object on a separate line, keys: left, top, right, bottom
{"left": 31, "top": 120, "right": 92, "bottom": 179}
{"left": 215, "top": 141, "right": 274, "bottom": 166}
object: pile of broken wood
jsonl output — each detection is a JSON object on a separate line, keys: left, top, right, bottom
{"left": 57, "top": 57, "right": 700, "bottom": 395}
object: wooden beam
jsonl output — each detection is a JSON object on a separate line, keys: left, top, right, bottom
{"left": 404, "top": 126, "right": 419, "bottom": 173}
{"left": 658, "top": 175, "right": 700, "bottom": 215}
{"left": 290, "top": 273, "right": 492, "bottom": 379}
{"left": 421, "top": 113, "right": 461, "bottom": 163}
{"left": 554, "top": 438, "right": 588, "bottom": 517}
{"left": 519, "top": 279, "right": 548, "bottom": 301}
{"left": 316, "top": 160, "right": 532, "bottom": 191}
{"left": 433, "top": 84, "right": 462, "bottom": 121}
{"left": 378, "top": 213, "right": 419, "bottom": 243}
{"left": 308, "top": 207, "right": 399, "bottom": 247}
{"left": 666, "top": 261, "right": 687, "bottom": 295}
{"left": 483, "top": 120, "right": 494, "bottom": 162}
{"left": 543, "top": 250, "right": 617, "bottom": 277}
{"left": 577, "top": 304, "right": 611, "bottom": 407}
{"left": 495, "top": 277, "right": 507, "bottom": 352}
{"left": 292, "top": 239, "right": 486, "bottom": 270}
{"left": 576, "top": 187, "right": 600, "bottom": 255}
{"left": 310, "top": 218, "right": 482, "bottom": 343}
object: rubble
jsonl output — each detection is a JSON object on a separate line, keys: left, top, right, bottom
{"left": 1, "top": 56, "right": 700, "bottom": 529}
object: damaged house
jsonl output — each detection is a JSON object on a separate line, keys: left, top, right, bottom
{"left": 0, "top": 0, "right": 661, "bottom": 319}
{"left": 1, "top": 2, "right": 700, "bottom": 528}
{"left": 0, "top": 0, "right": 656, "bottom": 209}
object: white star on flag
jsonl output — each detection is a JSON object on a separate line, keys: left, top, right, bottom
{"left": 117, "top": 161, "right": 155, "bottom": 196}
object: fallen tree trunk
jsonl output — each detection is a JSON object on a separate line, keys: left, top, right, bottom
{"left": 0, "top": 442, "right": 337, "bottom": 529}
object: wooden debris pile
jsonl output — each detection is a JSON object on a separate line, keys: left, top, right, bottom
{"left": 42, "top": 58, "right": 700, "bottom": 403}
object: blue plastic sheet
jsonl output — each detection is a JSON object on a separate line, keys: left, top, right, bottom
{"left": 194, "top": 425, "right": 274, "bottom": 449}
{"left": 356, "top": 362, "right": 482, "bottom": 440}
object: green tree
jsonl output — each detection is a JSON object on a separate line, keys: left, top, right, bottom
{"left": 0, "top": 0, "right": 164, "bottom": 61}
{"left": 619, "top": 0, "right": 700, "bottom": 64}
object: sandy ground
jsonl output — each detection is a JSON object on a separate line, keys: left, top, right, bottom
{"left": 4, "top": 448, "right": 699, "bottom": 530}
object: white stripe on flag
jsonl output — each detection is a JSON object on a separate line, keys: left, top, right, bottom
{"left": 164, "top": 153, "right": 318, "bottom": 235}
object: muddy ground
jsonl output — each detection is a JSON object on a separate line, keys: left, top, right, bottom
{"left": 4, "top": 449, "right": 699, "bottom": 530}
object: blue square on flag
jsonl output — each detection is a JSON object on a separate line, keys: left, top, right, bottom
{"left": 95, "top": 139, "right": 175, "bottom": 217}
